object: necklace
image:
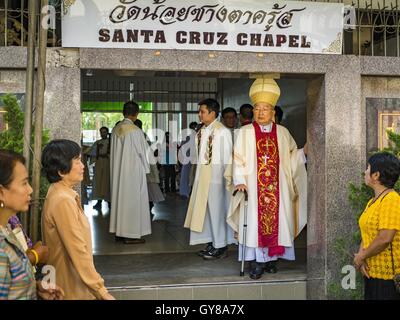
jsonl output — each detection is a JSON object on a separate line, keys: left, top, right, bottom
{"left": 368, "top": 187, "right": 391, "bottom": 208}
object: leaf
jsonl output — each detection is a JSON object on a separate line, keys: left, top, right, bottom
{"left": 0, "top": 93, "right": 50, "bottom": 233}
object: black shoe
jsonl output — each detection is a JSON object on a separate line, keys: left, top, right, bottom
{"left": 203, "top": 246, "right": 228, "bottom": 260}
{"left": 197, "top": 242, "right": 214, "bottom": 257}
{"left": 115, "top": 235, "right": 124, "bottom": 242}
{"left": 123, "top": 238, "right": 145, "bottom": 244}
{"left": 265, "top": 261, "right": 278, "bottom": 273}
{"left": 249, "top": 262, "right": 266, "bottom": 280}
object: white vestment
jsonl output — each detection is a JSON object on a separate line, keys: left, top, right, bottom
{"left": 227, "top": 123, "right": 307, "bottom": 262}
{"left": 147, "top": 164, "right": 165, "bottom": 203}
{"left": 109, "top": 118, "right": 151, "bottom": 238}
{"left": 184, "top": 119, "right": 236, "bottom": 248}
{"left": 89, "top": 138, "right": 110, "bottom": 202}
{"left": 178, "top": 132, "right": 196, "bottom": 198}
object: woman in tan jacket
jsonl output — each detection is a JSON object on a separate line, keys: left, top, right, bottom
{"left": 41, "top": 139, "right": 114, "bottom": 300}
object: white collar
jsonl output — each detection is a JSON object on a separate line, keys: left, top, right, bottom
{"left": 258, "top": 122, "right": 273, "bottom": 133}
{"left": 204, "top": 119, "right": 217, "bottom": 130}
{"left": 124, "top": 118, "right": 134, "bottom": 124}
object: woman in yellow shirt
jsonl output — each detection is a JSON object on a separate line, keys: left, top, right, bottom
{"left": 355, "top": 152, "right": 400, "bottom": 300}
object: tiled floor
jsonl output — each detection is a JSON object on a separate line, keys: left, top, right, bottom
{"left": 109, "top": 282, "right": 307, "bottom": 300}
{"left": 85, "top": 192, "right": 307, "bottom": 300}
{"left": 95, "top": 250, "right": 306, "bottom": 287}
{"left": 84, "top": 193, "right": 204, "bottom": 255}
{"left": 85, "top": 193, "right": 306, "bottom": 256}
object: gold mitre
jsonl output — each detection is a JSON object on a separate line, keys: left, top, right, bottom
{"left": 249, "top": 78, "right": 281, "bottom": 107}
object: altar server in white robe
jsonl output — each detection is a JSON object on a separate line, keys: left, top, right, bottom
{"left": 184, "top": 98, "right": 236, "bottom": 260}
{"left": 110, "top": 101, "right": 151, "bottom": 244}
{"left": 227, "top": 78, "right": 307, "bottom": 279}
{"left": 88, "top": 127, "right": 111, "bottom": 211}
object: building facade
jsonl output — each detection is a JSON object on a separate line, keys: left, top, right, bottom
{"left": 1, "top": 0, "right": 400, "bottom": 299}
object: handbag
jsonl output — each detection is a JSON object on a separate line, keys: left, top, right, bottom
{"left": 389, "top": 243, "right": 400, "bottom": 293}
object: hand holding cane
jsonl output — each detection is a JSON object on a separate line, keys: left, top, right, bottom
{"left": 233, "top": 188, "right": 248, "bottom": 276}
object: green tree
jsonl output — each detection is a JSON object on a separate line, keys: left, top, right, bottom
{"left": 0, "top": 94, "right": 25, "bottom": 151}
{"left": 0, "top": 94, "right": 50, "bottom": 154}
{"left": 0, "top": 94, "right": 50, "bottom": 232}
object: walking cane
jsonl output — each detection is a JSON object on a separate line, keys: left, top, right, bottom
{"left": 233, "top": 189, "right": 248, "bottom": 276}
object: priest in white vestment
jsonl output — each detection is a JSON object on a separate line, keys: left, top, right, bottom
{"left": 88, "top": 127, "right": 111, "bottom": 211}
{"left": 179, "top": 121, "right": 198, "bottom": 198}
{"left": 227, "top": 78, "right": 307, "bottom": 279}
{"left": 109, "top": 101, "right": 152, "bottom": 244}
{"left": 184, "top": 98, "right": 236, "bottom": 259}
{"left": 134, "top": 118, "right": 165, "bottom": 212}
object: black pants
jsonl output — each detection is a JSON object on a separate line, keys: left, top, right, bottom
{"left": 364, "top": 277, "right": 400, "bottom": 300}
{"left": 163, "top": 165, "right": 176, "bottom": 192}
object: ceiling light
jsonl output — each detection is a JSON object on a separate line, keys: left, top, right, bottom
{"left": 114, "top": 70, "right": 137, "bottom": 77}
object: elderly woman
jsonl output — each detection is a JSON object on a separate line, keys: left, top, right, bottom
{"left": 0, "top": 149, "right": 63, "bottom": 300}
{"left": 354, "top": 152, "right": 400, "bottom": 300}
{"left": 41, "top": 139, "right": 114, "bottom": 300}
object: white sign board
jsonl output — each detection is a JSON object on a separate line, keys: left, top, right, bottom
{"left": 62, "top": 0, "right": 344, "bottom": 54}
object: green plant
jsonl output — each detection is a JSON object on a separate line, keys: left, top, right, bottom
{"left": 0, "top": 93, "right": 50, "bottom": 155}
{"left": 0, "top": 94, "right": 50, "bottom": 233}
{"left": 0, "top": 94, "right": 25, "bottom": 151}
{"left": 328, "top": 130, "right": 400, "bottom": 299}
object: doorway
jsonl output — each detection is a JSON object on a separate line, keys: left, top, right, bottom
{"left": 80, "top": 70, "right": 308, "bottom": 287}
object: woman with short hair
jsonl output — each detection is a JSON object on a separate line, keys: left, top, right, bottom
{"left": 41, "top": 139, "right": 114, "bottom": 300}
{"left": 354, "top": 152, "right": 400, "bottom": 300}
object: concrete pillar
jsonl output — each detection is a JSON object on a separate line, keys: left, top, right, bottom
{"left": 44, "top": 48, "right": 81, "bottom": 143}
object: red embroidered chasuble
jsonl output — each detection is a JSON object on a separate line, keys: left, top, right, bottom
{"left": 253, "top": 122, "right": 285, "bottom": 257}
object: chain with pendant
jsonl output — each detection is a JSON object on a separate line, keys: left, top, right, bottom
{"left": 197, "top": 128, "right": 214, "bottom": 165}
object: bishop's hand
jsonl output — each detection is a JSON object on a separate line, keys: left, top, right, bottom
{"left": 234, "top": 184, "right": 248, "bottom": 192}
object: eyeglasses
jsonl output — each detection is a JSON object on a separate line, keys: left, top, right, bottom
{"left": 254, "top": 108, "right": 274, "bottom": 113}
